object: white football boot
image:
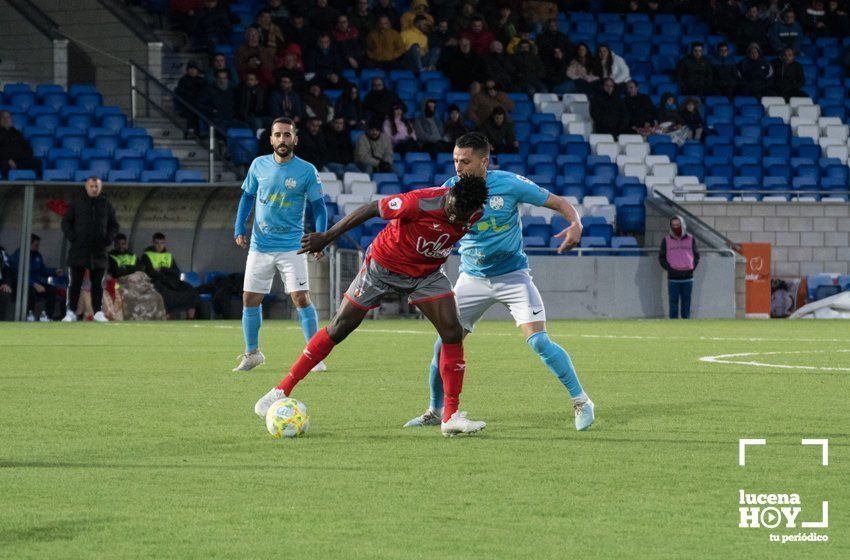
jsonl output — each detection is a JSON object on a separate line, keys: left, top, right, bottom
{"left": 254, "top": 387, "right": 287, "bottom": 418}
{"left": 441, "top": 411, "right": 486, "bottom": 437}
{"left": 311, "top": 361, "right": 327, "bottom": 372}
{"left": 574, "top": 399, "right": 595, "bottom": 431}
{"left": 61, "top": 310, "right": 77, "bottom": 322}
{"left": 92, "top": 311, "right": 109, "bottom": 323}
{"left": 38, "top": 311, "right": 51, "bottom": 322}
{"left": 403, "top": 408, "right": 442, "bottom": 427}
{"left": 232, "top": 349, "right": 265, "bottom": 372}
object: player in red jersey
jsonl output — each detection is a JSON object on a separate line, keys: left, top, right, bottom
{"left": 254, "top": 175, "right": 490, "bottom": 436}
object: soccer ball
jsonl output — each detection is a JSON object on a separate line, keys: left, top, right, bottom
{"left": 265, "top": 398, "right": 309, "bottom": 438}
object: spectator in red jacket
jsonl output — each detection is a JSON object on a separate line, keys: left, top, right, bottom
{"left": 460, "top": 16, "right": 496, "bottom": 56}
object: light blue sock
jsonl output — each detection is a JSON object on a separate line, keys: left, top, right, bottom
{"left": 527, "top": 331, "right": 585, "bottom": 399}
{"left": 429, "top": 338, "right": 444, "bottom": 411}
{"left": 242, "top": 305, "right": 262, "bottom": 352}
{"left": 297, "top": 304, "right": 318, "bottom": 343}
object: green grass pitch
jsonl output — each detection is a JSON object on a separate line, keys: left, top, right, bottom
{"left": 1, "top": 319, "right": 848, "bottom": 559}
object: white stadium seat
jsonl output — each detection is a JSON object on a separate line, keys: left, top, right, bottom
{"left": 789, "top": 97, "right": 814, "bottom": 109}
{"left": 349, "top": 181, "right": 377, "bottom": 198}
{"left": 644, "top": 155, "right": 671, "bottom": 167}
{"left": 818, "top": 116, "right": 843, "bottom": 129}
{"left": 337, "top": 193, "right": 368, "bottom": 208}
{"left": 526, "top": 205, "right": 552, "bottom": 220}
{"left": 674, "top": 175, "right": 699, "bottom": 187}
{"left": 650, "top": 162, "right": 678, "bottom": 177}
{"left": 651, "top": 184, "right": 676, "bottom": 198}
{"left": 582, "top": 195, "right": 609, "bottom": 207}
{"left": 589, "top": 133, "right": 615, "bottom": 146}
{"left": 796, "top": 124, "right": 820, "bottom": 140}
{"left": 594, "top": 141, "right": 620, "bottom": 159}
{"left": 623, "top": 142, "right": 650, "bottom": 158}
{"left": 767, "top": 105, "right": 791, "bottom": 123}
{"left": 761, "top": 96, "right": 786, "bottom": 107}
{"left": 533, "top": 93, "right": 560, "bottom": 109}
{"left": 825, "top": 145, "right": 849, "bottom": 163}
{"left": 563, "top": 196, "right": 580, "bottom": 206}
{"left": 824, "top": 125, "right": 849, "bottom": 142}
{"left": 616, "top": 155, "right": 644, "bottom": 169}
{"left": 818, "top": 137, "right": 845, "bottom": 149}
{"left": 322, "top": 179, "right": 343, "bottom": 198}
{"left": 539, "top": 101, "right": 565, "bottom": 118}
{"left": 790, "top": 116, "right": 816, "bottom": 129}
{"left": 617, "top": 134, "right": 643, "bottom": 146}
{"left": 562, "top": 93, "right": 588, "bottom": 105}
{"left": 763, "top": 195, "right": 790, "bottom": 202}
{"left": 318, "top": 171, "right": 337, "bottom": 182}
{"left": 343, "top": 171, "right": 370, "bottom": 188}
{"left": 587, "top": 204, "right": 616, "bottom": 224}
{"left": 623, "top": 163, "right": 648, "bottom": 181}
{"left": 643, "top": 176, "right": 671, "bottom": 188}
{"left": 796, "top": 105, "right": 821, "bottom": 120}
{"left": 561, "top": 113, "right": 582, "bottom": 131}
{"left": 567, "top": 121, "right": 592, "bottom": 139}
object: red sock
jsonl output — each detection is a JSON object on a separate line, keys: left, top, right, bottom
{"left": 439, "top": 342, "right": 465, "bottom": 422}
{"left": 277, "top": 328, "right": 336, "bottom": 395}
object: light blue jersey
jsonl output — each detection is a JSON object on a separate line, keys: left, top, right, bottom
{"left": 442, "top": 170, "right": 550, "bottom": 278}
{"left": 241, "top": 155, "right": 324, "bottom": 253}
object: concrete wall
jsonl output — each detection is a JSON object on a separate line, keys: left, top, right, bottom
{"left": 30, "top": 0, "right": 158, "bottom": 111}
{"left": 440, "top": 253, "right": 737, "bottom": 320}
{"left": 651, "top": 202, "right": 850, "bottom": 277}
{"left": 0, "top": 3, "right": 55, "bottom": 85}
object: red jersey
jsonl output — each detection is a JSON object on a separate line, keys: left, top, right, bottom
{"left": 371, "top": 187, "right": 482, "bottom": 278}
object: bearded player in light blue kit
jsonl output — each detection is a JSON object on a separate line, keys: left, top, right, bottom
{"left": 404, "top": 132, "right": 596, "bottom": 430}
{"left": 232, "top": 117, "right": 328, "bottom": 372}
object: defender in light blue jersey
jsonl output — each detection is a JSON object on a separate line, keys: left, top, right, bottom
{"left": 404, "top": 132, "right": 596, "bottom": 431}
{"left": 232, "top": 117, "right": 328, "bottom": 372}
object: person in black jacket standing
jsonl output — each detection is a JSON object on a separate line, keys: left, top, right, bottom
{"left": 772, "top": 48, "right": 806, "bottom": 100}
{"left": 61, "top": 177, "right": 119, "bottom": 322}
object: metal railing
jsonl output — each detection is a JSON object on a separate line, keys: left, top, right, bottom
{"left": 651, "top": 192, "right": 742, "bottom": 252}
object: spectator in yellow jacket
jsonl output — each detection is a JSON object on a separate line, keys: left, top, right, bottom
{"left": 366, "top": 15, "right": 406, "bottom": 69}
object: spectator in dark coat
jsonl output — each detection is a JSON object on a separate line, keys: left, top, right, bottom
{"left": 413, "top": 98, "right": 451, "bottom": 156}
{"left": 676, "top": 42, "right": 714, "bottom": 96}
{"left": 268, "top": 76, "right": 304, "bottom": 123}
{"left": 536, "top": 18, "right": 574, "bottom": 64}
{"left": 483, "top": 41, "right": 514, "bottom": 92}
{"left": 190, "top": 0, "right": 232, "bottom": 53}
{"left": 348, "top": 0, "right": 376, "bottom": 34}
{"left": 0, "top": 110, "right": 41, "bottom": 178}
{"left": 372, "top": 0, "right": 400, "bottom": 27}
{"left": 624, "top": 80, "right": 657, "bottom": 136}
{"left": 509, "top": 39, "right": 547, "bottom": 95}
{"left": 362, "top": 77, "right": 402, "bottom": 121}
{"left": 443, "top": 104, "right": 470, "bottom": 145}
{"left": 324, "top": 117, "right": 359, "bottom": 176}
{"left": 11, "top": 234, "right": 61, "bottom": 322}
{"left": 175, "top": 61, "right": 207, "bottom": 132}
{"left": 590, "top": 78, "right": 629, "bottom": 137}
{"left": 207, "top": 53, "right": 239, "bottom": 86}
{"left": 233, "top": 72, "right": 266, "bottom": 131}
{"left": 333, "top": 14, "right": 364, "bottom": 69}
{"left": 826, "top": 0, "right": 850, "bottom": 35}
{"left": 772, "top": 47, "right": 806, "bottom": 100}
{"left": 737, "top": 43, "right": 774, "bottom": 97}
{"left": 439, "top": 38, "right": 484, "bottom": 92}
{"left": 335, "top": 83, "right": 366, "bottom": 130}
{"left": 309, "top": 0, "right": 341, "bottom": 33}
{"left": 283, "top": 14, "right": 318, "bottom": 54}
{"left": 200, "top": 69, "right": 242, "bottom": 131}
{"left": 301, "top": 81, "right": 334, "bottom": 124}
{"left": 60, "top": 177, "right": 119, "bottom": 322}
{"left": 478, "top": 107, "right": 518, "bottom": 154}
{"left": 679, "top": 97, "right": 704, "bottom": 141}
{"left": 305, "top": 34, "right": 343, "bottom": 83}
{"left": 712, "top": 42, "right": 739, "bottom": 98}
{"left": 297, "top": 117, "right": 330, "bottom": 170}
{"left": 545, "top": 47, "right": 574, "bottom": 93}
{"left": 737, "top": 5, "right": 768, "bottom": 52}
{"left": 801, "top": 1, "right": 830, "bottom": 37}
{"left": 769, "top": 10, "right": 804, "bottom": 53}
{"left": 0, "top": 244, "right": 12, "bottom": 321}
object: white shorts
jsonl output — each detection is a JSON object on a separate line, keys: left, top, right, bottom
{"left": 454, "top": 269, "right": 546, "bottom": 332}
{"left": 244, "top": 250, "right": 309, "bottom": 294}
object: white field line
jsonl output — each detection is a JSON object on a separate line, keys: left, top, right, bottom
{"left": 699, "top": 349, "right": 850, "bottom": 371}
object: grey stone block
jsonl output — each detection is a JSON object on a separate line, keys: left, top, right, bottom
{"left": 751, "top": 205, "right": 777, "bottom": 217}
{"left": 837, "top": 218, "right": 850, "bottom": 232}
{"left": 800, "top": 262, "right": 825, "bottom": 276}
{"left": 836, "top": 247, "right": 850, "bottom": 261}
{"left": 824, "top": 205, "right": 850, "bottom": 217}
{"left": 813, "top": 217, "right": 837, "bottom": 232}
{"left": 750, "top": 232, "right": 776, "bottom": 244}
{"left": 800, "top": 232, "right": 824, "bottom": 247}
{"left": 813, "top": 248, "right": 837, "bottom": 262}
{"left": 740, "top": 217, "right": 764, "bottom": 232}
{"left": 799, "top": 205, "right": 825, "bottom": 217}
{"left": 774, "top": 261, "right": 799, "bottom": 276}
{"left": 824, "top": 232, "right": 849, "bottom": 247}
{"left": 775, "top": 232, "right": 800, "bottom": 246}
{"left": 699, "top": 204, "right": 728, "bottom": 216}
{"left": 788, "top": 247, "right": 813, "bottom": 261}
{"left": 764, "top": 217, "right": 789, "bottom": 231}
{"left": 714, "top": 217, "right": 740, "bottom": 232}
{"left": 789, "top": 217, "right": 813, "bottom": 231}
{"left": 776, "top": 205, "right": 802, "bottom": 217}
{"left": 727, "top": 205, "right": 752, "bottom": 217}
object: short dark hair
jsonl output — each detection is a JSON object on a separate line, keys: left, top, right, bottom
{"left": 455, "top": 132, "right": 491, "bottom": 156}
{"left": 152, "top": 232, "right": 165, "bottom": 241}
{"left": 31, "top": 234, "right": 40, "bottom": 242}
{"left": 115, "top": 233, "right": 127, "bottom": 241}
{"left": 271, "top": 117, "right": 297, "bottom": 135}
{"left": 692, "top": 42, "right": 703, "bottom": 50}
{"left": 216, "top": 69, "right": 230, "bottom": 78}
{"left": 451, "top": 174, "right": 489, "bottom": 218}
{"left": 718, "top": 42, "right": 728, "bottom": 49}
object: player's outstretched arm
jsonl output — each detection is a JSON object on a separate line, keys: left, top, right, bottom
{"left": 234, "top": 191, "right": 256, "bottom": 248}
{"left": 544, "top": 194, "right": 583, "bottom": 254}
{"left": 298, "top": 201, "right": 380, "bottom": 255}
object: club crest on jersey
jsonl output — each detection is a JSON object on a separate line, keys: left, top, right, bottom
{"left": 489, "top": 196, "right": 504, "bottom": 210}
{"left": 416, "top": 233, "right": 452, "bottom": 258}
{"left": 284, "top": 177, "right": 297, "bottom": 189}
{"left": 388, "top": 197, "right": 402, "bottom": 210}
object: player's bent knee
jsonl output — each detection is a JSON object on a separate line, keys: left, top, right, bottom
{"left": 439, "top": 325, "right": 464, "bottom": 345}
{"left": 243, "top": 291, "right": 264, "bottom": 307}
{"left": 291, "top": 291, "right": 310, "bottom": 308}
{"left": 527, "top": 331, "right": 551, "bottom": 354}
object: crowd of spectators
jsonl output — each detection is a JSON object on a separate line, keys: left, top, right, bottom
{"left": 173, "top": 0, "right": 850, "bottom": 163}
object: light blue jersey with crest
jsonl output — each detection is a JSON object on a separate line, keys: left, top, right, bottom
{"left": 241, "top": 155, "right": 324, "bottom": 253}
{"left": 442, "top": 170, "right": 550, "bottom": 277}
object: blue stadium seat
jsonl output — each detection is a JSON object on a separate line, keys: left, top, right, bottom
{"left": 149, "top": 157, "right": 179, "bottom": 179}
{"left": 9, "top": 92, "right": 35, "bottom": 112}
{"left": 378, "top": 182, "right": 402, "bottom": 195}
{"left": 175, "top": 169, "right": 203, "bottom": 182}
{"left": 586, "top": 223, "right": 614, "bottom": 245}
{"left": 65, "top": 114, "right": 92, "bottom": 132}
{"left": 118, "top": 155, "right": 146, "bottom": 175}
{"left": 33, "top": 113, "right": 60, "bottom": 131}
{"left": 120, "top": 127, "right": 148, "bottom": 140}
{"left": 36, "top": 84, "right": 63, "bottom": 98}
{"left": 107, "top": 169, "right": 139, "bottom": 182}
{"left": 43, "top": 169, "right": 73, "bottom": 182}
{"left": 61, "top": 135, "right": 87, "bottom": 154}
{"left": 74, "top": 169, "right": 102, "bottom": 182}
{"left": 408, "top": 161, "right": 435, "bottom": 181}
{"left": 523, "top": 236, "right": 548, "bottom": 248}
{"left": 69, "top": 84, "right": 98, "bottom": 97}
{"left": 615, "top": 200, "right": 646, "bottom": 234}
{"left": 806, "top": 274, "right": 834, "bottom": 301}
{"left": 564, "top": 141, "right": 590, "bottom": 158}
{"left": 141, "top": 170, "right": 172, "bottom": 182}
{"left": 404, "top": 152, "right": 431, "bottom": 164}
{"left": 29, "top": 135, "right": 53, "bottom": 158}
{"left": 74, "top": 92, "right": 103, "bottom": 112}
{"left": 612, "top": 236, "right": 640, "bottom": 255}
{"left": 99, "top": 113, "right": 127, "bottom": 133}
{"left": 580, "top": 236, "right": 609, "bottom": 249}
{"left": 7, "top": 169, "right": 37, "bottom": 181}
